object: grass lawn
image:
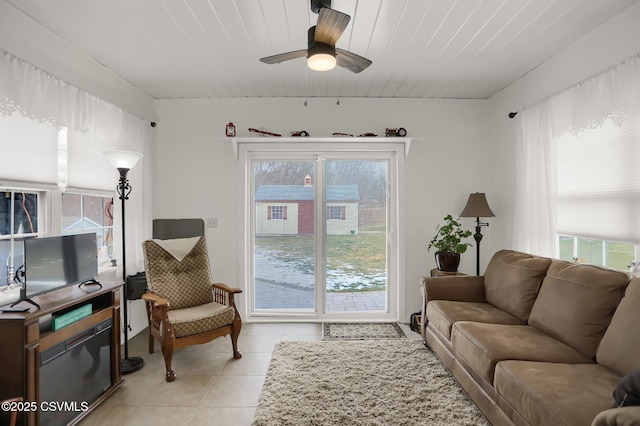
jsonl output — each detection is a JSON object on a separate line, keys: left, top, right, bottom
{"left": 255, "top": 223, "right": 386, "bottom": 292}
{"left": 559, "top": 236, "right": 634, "bottom": 270}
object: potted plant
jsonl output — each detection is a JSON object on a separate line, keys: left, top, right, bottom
{"left": 428, "top": 214, "right": 472, "bottom": 272}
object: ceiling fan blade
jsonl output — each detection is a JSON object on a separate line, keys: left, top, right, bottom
{"left": 336, "top": 48, "right": 372, "bottom": 73}
{"left": 315, "top": 7, "right": 350, "bottom": 45}
{"left": 260, "top": 49, "right": 307, "bottom": 65}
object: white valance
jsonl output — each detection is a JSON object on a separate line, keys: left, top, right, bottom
{"left": 0, "top": 49, "right": 146, "bottom": 152}
{"left": 546, "top": 53, "right": 640, "bottom": 138}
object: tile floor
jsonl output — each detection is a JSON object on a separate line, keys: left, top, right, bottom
{"left": 79, "top": 322, "right": 420, "bottom": 426}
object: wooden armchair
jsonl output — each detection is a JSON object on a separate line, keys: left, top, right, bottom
{"left": 1, "top": 397, "right": 22, "bottom": 426}
{"left": 142, "top": 236, "right": 242, "bottom": 382}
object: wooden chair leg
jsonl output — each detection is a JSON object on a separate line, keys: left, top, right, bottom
{"left": 231, "top": 320, "right": 242, "bottom": 360}
{"left": 2, "top": 397, "right": 22, "bottom": 426}
{"left": 145, "top": 301, "right": 155, "bottom": 354}
{"left": 161, "top": 339, "right": 176, "bottom": 382}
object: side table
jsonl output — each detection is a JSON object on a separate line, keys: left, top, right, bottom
{"left": 430, "top": 268, "right": 467, "bottom": 277}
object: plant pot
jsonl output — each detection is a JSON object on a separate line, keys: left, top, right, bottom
{"left": 435, "top": 253, "right": 460, "bottom": 272}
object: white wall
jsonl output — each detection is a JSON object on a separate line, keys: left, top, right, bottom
{"left": 153, "top": 97, "right": 492, "bottom": 321}
{"left": 488, "top": 1, "right": 640, "bottom": 251}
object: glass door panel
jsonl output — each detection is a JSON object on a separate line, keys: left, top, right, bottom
{"left": 252, "top": 160, "right": 316, "bottom": 311}
{"left": 324, "top": 160, "right": 388, "bottom": 313}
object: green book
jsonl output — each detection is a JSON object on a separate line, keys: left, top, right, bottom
{"left": 52, "top": 304, "right": 92, "bottom": 331}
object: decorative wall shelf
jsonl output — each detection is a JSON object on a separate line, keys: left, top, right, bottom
{"left": 228, "top": 137, "right": 418, "bottom": 160}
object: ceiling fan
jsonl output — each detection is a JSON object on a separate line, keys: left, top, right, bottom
{"left": 259, "top": 0, "right": 372, "bottom": 73}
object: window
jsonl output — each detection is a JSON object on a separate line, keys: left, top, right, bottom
{"left": 0, "top": 190, "right": 40, "bottom": 284}
{"left": 268, "top": 205, "right": 286, "bottom": 220}
{"left": 556, "top": 111, "right": 640, "bottom": 270}
{"left": 328, "top": 205, "right": 345, "bottom": 220}
{"left": 0, "top": 115, "right": 122, "bottom": 286}
{"left": 558, "top": 235, "right": 635, "bottom": 270}
{"left": 61, "top": 193, "right": 114, "bottom": 267}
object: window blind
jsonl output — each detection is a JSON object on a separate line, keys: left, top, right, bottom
{"left": 0, "top": 113, "right": 58, "bottom": 185}
{"left": 67, "top": 128, "right": 118, "bottom": 192}
{"left": 556, "top": 111, "right": 640, "bottom": 244}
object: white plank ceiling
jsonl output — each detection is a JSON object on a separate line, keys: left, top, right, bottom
{"left": 5, "top": 0, "right": 638, "bottom": 99}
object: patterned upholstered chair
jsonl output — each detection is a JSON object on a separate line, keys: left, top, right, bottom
{"left": 142, "top": 236, "right": 242, "bottom": 382}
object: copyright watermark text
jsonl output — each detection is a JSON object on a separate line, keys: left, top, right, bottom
{"left": 1, "top": 400, "right": 89, "bottom": 413}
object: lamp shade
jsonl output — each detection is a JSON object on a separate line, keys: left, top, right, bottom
{"left": 103, "top": 150, "right": 143, "bottom": 170}
{"left": 307, "top": 53, "right": 336, "bottom": 71}
{"left": 460, "top": 193, "right": 495, "bottom": 218}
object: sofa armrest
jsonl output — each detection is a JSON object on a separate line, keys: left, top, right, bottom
{"left": 420, "top": 275, "right": 486, "bottom": 303}
{"left": 420, "top": 275, "right": 486, "bottom": 338}
{"left": 592, "top": 406, "right": 640, "bottom": 426}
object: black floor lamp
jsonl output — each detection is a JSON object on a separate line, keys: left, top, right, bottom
{"left": 460, "top": 193, "right": 495, "bottom": 276}
{"left": 104, "top": 150, "right": 144, "bottom": 375}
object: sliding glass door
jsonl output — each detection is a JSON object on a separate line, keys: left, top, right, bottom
{"left": 247, "top": 151, "right": 398, "bottom": 320}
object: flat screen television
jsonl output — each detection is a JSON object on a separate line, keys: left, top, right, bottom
{"left": 23, "top": 233, "right": 98, "bottom": 300}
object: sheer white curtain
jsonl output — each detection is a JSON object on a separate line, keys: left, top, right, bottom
{"left": 513, "top": 100, "right": 557, "bottom": 256}
{"left": 0, "top": 48, "right": 151, "bottom": 278}
{"left": 513, "top": 53, "right": 640, "bottom": 256}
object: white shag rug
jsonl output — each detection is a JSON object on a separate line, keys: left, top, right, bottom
{"left": 252, "top": 340, "right": 489, "bottom": 426}
{"left": 323, "top": 322, "right": 407, "bottom": 340}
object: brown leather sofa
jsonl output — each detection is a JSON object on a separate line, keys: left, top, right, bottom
{"left": 421, "top": 249, "right": 640, "bottom": 426}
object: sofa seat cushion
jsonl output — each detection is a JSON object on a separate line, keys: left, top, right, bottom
{"left": 452, "top": 322, "right": 593, "bottom": 384}
{"left": 167, "top": 301, "right": 235, "bottom": 338}
{"left": 495, "top": 361, "right": 620, "bottom": 426}
{"left": 427, "top": 300, "right": 524, "bottom": 340}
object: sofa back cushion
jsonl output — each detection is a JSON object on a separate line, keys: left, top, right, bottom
{"left": 483, "top": 250, "right": 552, "bottom": 322}
{"left": 528, "top": 260, "right": 629, "bottom": 359}
{"left": 597, "top": 278, "right": 640, "bottom": 375}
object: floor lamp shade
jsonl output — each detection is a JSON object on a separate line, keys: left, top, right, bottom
{"left": 104, "top": 149, "right": 144, "bottom": 375}
{"left": 104, "top": 150, "right": 143, "bottom": 170}
{"left": 460, "top": 193, "right": 495, "bottom": 276}
{"left": 460, "top": 193, "right": 495, "bottom": 218}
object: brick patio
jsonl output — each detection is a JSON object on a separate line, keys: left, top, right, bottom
{"left": 255, "top": 279, "right": 386, "bottom": 311}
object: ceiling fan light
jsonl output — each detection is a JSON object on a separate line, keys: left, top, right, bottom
{"left": 307, "top": 53, "right": 336, "bottom": 71}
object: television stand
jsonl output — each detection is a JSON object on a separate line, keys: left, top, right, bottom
{"left": 0, "top": 279, "right": 124, "bottom": 426}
